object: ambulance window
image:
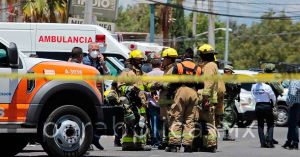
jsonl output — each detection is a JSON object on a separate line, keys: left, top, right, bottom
{"left": 0, "top": 47, "right": 8, "bottom": 67}
{"left": 106, "top": 61, "right": 119, "bottom": 76}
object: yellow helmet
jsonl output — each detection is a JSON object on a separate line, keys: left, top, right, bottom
{"left": 161, "top": 48, "right": 178, "bottom": 58}
{"left": 198, "top": 44, "right": 215, "bottom": 54}
{"left": 129, "top": 50, "right": 144, "bottom": 59}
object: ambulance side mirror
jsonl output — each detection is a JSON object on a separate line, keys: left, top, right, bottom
{"left": 8, "top": 42, "right": 19, "bottom": 68}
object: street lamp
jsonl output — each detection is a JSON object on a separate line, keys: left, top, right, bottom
{"left": 193, "top": 27, "right": 232, "bottom": 53}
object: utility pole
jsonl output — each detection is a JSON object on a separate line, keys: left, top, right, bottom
{"left": 83, "top": 0, "right": 93, "bottom": 24}
{"left": 192, "top": 0, "right": 197, "bottom": 37}
{"left": 150, "top": 3, "right": 155, "bottom": 43}
{"left": 162, "top": 0, "right": 172, "bottom": 46}
{"left": 208, "top": 0, "right": 215, "bottom": 48}
{"left": 224, "top": 0, "right": 230, "bottom": 66}
{"left": 192, "top": 0, "right": 198, "bottom": 52}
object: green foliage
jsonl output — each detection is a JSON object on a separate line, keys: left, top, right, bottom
{"left": 22, "top": 0, "right": 67, "bottom": 22}
{"left": 230, "top": 11, "right": 300, "bottom": 69}
{"left": 116, "top": 4, "right": 151, "bottom": 32}
{"left": 115, "top": 5, "right": 299, "bottom": 69}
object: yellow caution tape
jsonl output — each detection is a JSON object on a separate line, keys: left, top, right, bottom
{"left": 0, "top": 73, "right": 299, "bottom": 83}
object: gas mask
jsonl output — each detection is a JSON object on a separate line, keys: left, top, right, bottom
{"left": 90, "top": 51, "right": 99, "bottom": 59}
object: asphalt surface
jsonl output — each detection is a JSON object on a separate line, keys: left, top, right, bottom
{"left": 17, "top": 123, "right": 299, "bottom": 157}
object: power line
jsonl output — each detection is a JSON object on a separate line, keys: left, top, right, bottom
{"left": 183, "top": 0, "right": 273, "bottom": 14}
{"left": 208, "top": 0, "right": 300, "bottom": 6}
{"left": 233, "top": 31, "right": 300, "bottom": 39}
{"left": 148, "top": 0, "right": 300, "bottom": 20}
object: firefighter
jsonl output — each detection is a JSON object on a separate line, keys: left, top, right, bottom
{"left": 166, "top": 48, "right": 202, "bottom": 153}
{"left": 216, "top": 76, "right": 226, "bottom": 128}
{"left": 119, "top": 49, "right": 152, "bottom": 151}
{"left": 214, "top": 55, "right": 226, "bottom": 128}
{"left": 157, "top": 47, "right": 179, "bottom": 150}
{"left": 197, "top": 44, "right": 219, "bottom": 127}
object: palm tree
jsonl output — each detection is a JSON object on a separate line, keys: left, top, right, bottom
{"left": 35, "top": 0, "right": 49, "bottom": 22}
{"left": 48, "top": 0, "right": 67, "bottom": 23}
{"left": 23, "top": 0, "right": 36, "bottom": 22}
{"left": 23, "top": 0, "right": 49, "bottom": 22}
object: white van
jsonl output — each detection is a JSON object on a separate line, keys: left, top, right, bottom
{"left": 0, "top": 23, "right": 130, "bottom": 76}
{"left": 218, "top": 69, "right": 259, "bottom": 127}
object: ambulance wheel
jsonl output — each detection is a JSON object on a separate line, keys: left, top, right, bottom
{"left": 41, "top": 105, "right": 93, "bottom": 157}
{"left": 0, "top": 135, "right": 28, "bottom": 156}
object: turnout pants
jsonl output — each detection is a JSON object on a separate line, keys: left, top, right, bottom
{"left": 168, "top": 86, "right": 199, "bottom": 146}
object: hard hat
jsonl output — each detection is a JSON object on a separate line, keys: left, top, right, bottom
{"left": 129, "top": 49, "right": 144, "bottom": 59}
{"left": 161, "top": 48, "right": 178, "bottom": 58}
{"left": 224, "top": 65, "right": 235, "bottom": 73}
{"left": 198, "top": 44, "right": 215, "bottom": 54}
{"left": 263, "top": 63, "right": 276, "bottom": 73}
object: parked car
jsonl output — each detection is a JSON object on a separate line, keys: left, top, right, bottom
{"left": 234, "top": 83, "right": 256, "bottom": 128}
{"left": 233, "top": 80, "right": 290, "bottom": 127}
{"left": 218, "top": 70, "right": 258, "bottom": 128}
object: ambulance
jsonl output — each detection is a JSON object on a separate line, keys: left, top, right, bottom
{"left": 0, "top": 24, "right": 125, "bottom": 157}
{"left": 0, "top": 23, "right": 130, "bottom": 76}
{"left": 122, "top": 41, "right": 168, "bottom": 55}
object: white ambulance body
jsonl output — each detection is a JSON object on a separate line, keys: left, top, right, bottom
{"left": 0, "top": 23, "right": 129, "bottom": 74}
{"left": 122, "top": 41, "right": 168, "bottom": 54}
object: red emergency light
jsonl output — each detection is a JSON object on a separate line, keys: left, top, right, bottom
{"left": 129, "top": 44, "right": 137, "bottom": 50}
{"left": 96, "top": 35, "right": 105, "bottom": 43}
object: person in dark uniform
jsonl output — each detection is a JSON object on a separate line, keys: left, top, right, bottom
{"left": 222, "top": 65, "right": 241, "bottom": 141}
{"left": 263, "top": 63, "right": 284, "bottom": 145}
{"left": 251, "top": 82, "right": 277, "bottom": 148}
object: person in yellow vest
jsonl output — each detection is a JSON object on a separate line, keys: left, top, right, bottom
{"left": 165, "top": 48, "right": 202, "bottom": 153}
{"left": 119, "top": 49, "right": 152, "bottom": 151}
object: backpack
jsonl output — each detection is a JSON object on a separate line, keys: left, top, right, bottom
{"left": 174, "top": 60, "right": 201, "bottom": 76}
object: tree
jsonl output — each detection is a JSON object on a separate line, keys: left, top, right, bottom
{"left": 169, "top": 0, "right": 187, "bottom": 53}
{"left": 48, "top": 0, "right": 68, "bottom": 23}
{"left": 116, "top": 4, "right": 151, "bottom": 32}
{"left": 229, "top": 11, "right": 300, "bottom": 69}
{"left": 22, "top": 0, "right": 67, "bottom": 23}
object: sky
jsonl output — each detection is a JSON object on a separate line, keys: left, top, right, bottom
{"left": 118, "top": 0, "right": 300, "bottom": 25}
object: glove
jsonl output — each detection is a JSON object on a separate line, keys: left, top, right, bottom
{"left": 202, "top": 95, "right": 210, "bottom": 111}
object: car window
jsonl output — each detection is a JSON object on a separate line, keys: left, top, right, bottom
{"left": 0, "top": 48, "right": 8, "bottom": 67}
{"left": 106, "top": 60, "right": 119, "bottom": 76}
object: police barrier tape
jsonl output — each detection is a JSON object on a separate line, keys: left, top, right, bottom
{"left": 0, "top": 73, "right": 300, "bottom": 83}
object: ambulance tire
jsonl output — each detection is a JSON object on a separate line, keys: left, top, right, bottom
{"left": 41, "top": 105, "right": 93, "bottom": 157}
{"left": 0, "top": 135, "right": 28, "bottom": 157}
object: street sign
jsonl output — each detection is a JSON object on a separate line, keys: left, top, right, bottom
{"left": 70, "top": 0, "right": 118, "bottom": 21}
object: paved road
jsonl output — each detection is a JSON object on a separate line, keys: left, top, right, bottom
{"left": 17, "top": 124, "right": 299, "bottom": 157}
